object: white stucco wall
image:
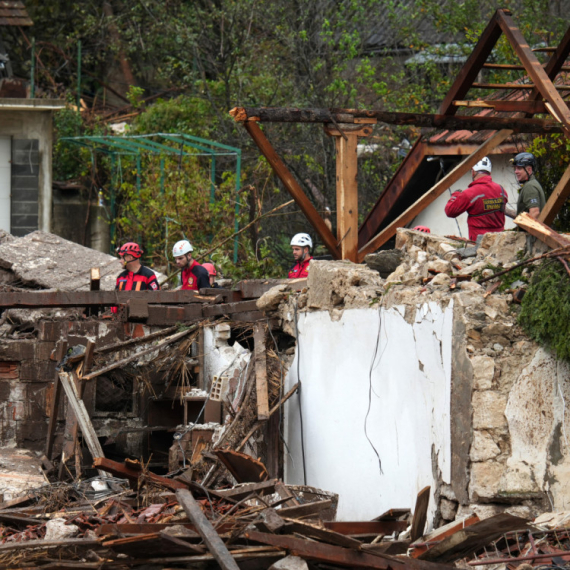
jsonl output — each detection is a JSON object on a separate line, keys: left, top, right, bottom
{"left": 412, "top": 155, "right": 520, "bottom": 238}
{"left": 284, "top": 302, "right": 453, "bottom": 524}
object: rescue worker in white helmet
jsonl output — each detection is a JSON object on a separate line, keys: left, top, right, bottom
{"left": 288, "top": 233, "right": 313, "bottom": 279}
{"left": 172, "top": 240, "right": 209, "bottom": 291}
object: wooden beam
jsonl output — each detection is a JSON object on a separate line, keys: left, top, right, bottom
{"left": 175, "top": 489, "right": 241, "bottom": 570}
{"left": 438, "top": 10, "right": 504, "bottom": 115}
{"left": 335, "top": 132, "right": 359, "bottom": 261}
{"left": 46, "top": 339, "right": 67, "bottom": 460}
{"left": 453, "top": 100, "right": 551, "bottom": 113}
{"left": 253, "top": 323, "right": 269, "bottom": 421}
{"left": 231, "top": 107, "right": 562, "bottom": 133}
{"left": 514, "top": 212, "right": 570, "bottom": 249}
{"left": 497, "top": 10, "right": 570, "bottom": 134}
{"left": 82, "top": 327, "right": 196, "bottom": 381}
{"left": 243, "top": 121, "right": 340, "bottom": 258}
{"left": 539, "top": 163, "right": 570, "bottom": 225}
{"left": 410, "top": 486, "right": 430, "bottom": 542}
{"left": 357, "top": 130, "right": 512, "bottom": 261}
{"left": 358, "top": 139, "right": 426, "bottom": 248}
{"left": 58, "top": 372, "right": 108, "bottom": 478}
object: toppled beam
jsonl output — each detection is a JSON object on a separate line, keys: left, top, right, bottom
{"left": 82, "top": 327, "right": 196, "bottom": 381}
{"left": 243, "top": 121, "right": 341, "bottom": 258}
{"left": 357, "top": 129, "right": 512, "bottom": 260}
{"left": 0, "top": 290, "right": 217, "bottom": 308}
{"left": 59, "top": 372, "right": 107, "bottom": 478}
{"left": 175, "top": 489, "right": 241, "bottom": 570}
{"left": 94, "top": 325, "right": 178, "bottom": 354}
{"left": 253, "top": 323, "right": 269, "bottom": 421}
{"left": 230, "top": 107, "right": 562, "bottom": 133}
{"left": 538, "top": 162, "right": 570, "bottom": 225}
{"left": 94, "top": 457, "right": 188, "bottom": 491}
{"left": 410, "top": 486, "right": 430, "bottom": 542}
{"left": 514, "top": 212, "right": 570, "bottom": 249}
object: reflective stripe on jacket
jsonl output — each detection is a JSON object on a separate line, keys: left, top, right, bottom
{"left": 444, "top": 175, "right": 507, "bottom": 242}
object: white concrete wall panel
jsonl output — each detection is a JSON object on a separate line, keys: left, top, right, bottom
{"left": 284, "top": 303, "right": 453, "bottom": 524}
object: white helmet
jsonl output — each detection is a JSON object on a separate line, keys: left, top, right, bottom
{"left": 290, "top": 233, "right": 313, "bottom": 249}
{"left": 172, "top": 240, "right": 193, "bottom": 257}
{"left": 473, "top": 156, "right": 492, "bottom": 173}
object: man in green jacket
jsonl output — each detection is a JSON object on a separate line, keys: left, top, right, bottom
{"left": 512, "top": 152, "right": 545, "bottom": 220}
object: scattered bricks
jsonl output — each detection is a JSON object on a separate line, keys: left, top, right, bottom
{"left": 19, "top": 360, "right": 56, "bottom": 382}
{"left": 0, "top": 362, "right": 18, "bottom": 380}
{"left": 0, "top": 341, "right": 35, "bottom": 361}
{"left": 37, "top": 321, "right": 63, "bottom": 342}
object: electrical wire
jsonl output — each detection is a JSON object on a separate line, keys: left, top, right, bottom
{"left": 293, "top": 299, "right": 308, "bottom": 486}
{"left": 364, "top": 306, "right": 386, "bottom": 476}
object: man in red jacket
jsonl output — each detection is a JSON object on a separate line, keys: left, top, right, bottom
{"left": 444, "top": 157, "right": 507, "bottom": 242}
{"left": 172, "top": 240, "right": 210, "bottom": 291}
{"left": 115, "top": 242, "right": 160, "bottom": 291}
{"left": 288, "top": 233, "right": 313, "bottom": 279}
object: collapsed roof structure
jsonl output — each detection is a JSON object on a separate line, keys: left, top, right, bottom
{"left": 3, "top": 7, "right": 570, "bottom": 570}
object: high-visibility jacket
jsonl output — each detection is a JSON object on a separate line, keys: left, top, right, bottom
{"left": 115, "top": 265, "right": 160, "bottom": 291}
{"left": 444, "top": 175, "right": 507, "bottom": 242}
{"left": 288, "top": 257, "right": 313, "bottom": 279}
{"left": 181, "top": 260, "right": 210, "bottom": 291}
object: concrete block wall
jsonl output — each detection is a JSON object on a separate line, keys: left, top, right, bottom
{"left": 11, "top": 140, "right": 40, "bottom": 237}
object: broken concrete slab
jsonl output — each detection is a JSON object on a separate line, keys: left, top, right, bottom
{"left": 363, "top": 249, "right": 404, "bottom": 278}
{"left": 0, "top": 231, "right": 123, "bottom": 291}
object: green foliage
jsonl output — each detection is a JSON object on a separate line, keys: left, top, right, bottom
{"left": 519, "top": 260, "right": 570, "bottom": 361}
{"left": 527, "top": 134, "right": 570, "bottom": 231}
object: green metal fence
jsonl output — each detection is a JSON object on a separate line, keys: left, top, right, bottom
{"left": 61, "top": 133, "right": 242, "bottom": 262}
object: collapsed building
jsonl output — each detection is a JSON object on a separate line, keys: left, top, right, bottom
{"left": 0, "top": 213, "right": 570, "bottom": 568}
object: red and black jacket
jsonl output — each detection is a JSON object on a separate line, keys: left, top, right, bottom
{"left": 288, "top": 257, "right": 313, "bottom": 279}
{"left": 444, "top": 175, "right": 507, "bottom": 242}
{"left": 181, "top": 260, "right": 210, "bottom": 291}
{"left": 115, "top": 265, "right": 160, "bottom": 291}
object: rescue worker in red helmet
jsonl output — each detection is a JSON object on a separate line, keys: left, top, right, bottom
{"left": 115, "top": 242, "right": 160, "bottom": 291}
{"left": 288, "top": 233, "right": 313, "bottom": 279}
{"left": 444, "top": 157, "right": 507, "bottom": 242}
{"left": 201, "top": 262, "right": 219, "bottom": 288}
{"left": 172, "top": 240, "right": 209, "bottom": 291}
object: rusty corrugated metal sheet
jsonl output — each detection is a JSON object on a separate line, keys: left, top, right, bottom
{"left": 0, "top": 1, "right": 33, "bottom": 26}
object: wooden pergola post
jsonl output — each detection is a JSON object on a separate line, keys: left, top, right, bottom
{"left": 325, "top": 122, "right": 373, "bottom": 261}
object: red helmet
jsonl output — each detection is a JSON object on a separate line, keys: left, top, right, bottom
{"left": 118, "top": 242, "right": 143, "bottom": 258}
{"left": 202, "top": 262, "right": 217, "bottom": 276}
{"left": 413, "top": 226, "right": 431, "bottom": 234}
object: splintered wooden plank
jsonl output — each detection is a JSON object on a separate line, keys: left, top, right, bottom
{"left": 417, "top": 513, "right": 535, "bottom": 563}
{"left": 45, "top": 339, "right": 67, "bottom": 459}
{"left": 410, "top": 486, "right": 430, "bottom": 542}
{"left": 175, "top": 489, "right": 241, "bottom": 570}
{"left": 59, "top": 372, "right": 107, "bottom": 478}
{"left": 514, "top": 212, "right": 570, "bottom": 250}
{"left": 253, "top": 323, "right": 269, "bottom": 421}
{"left": 539, "top": 163, "right": 570, "bottom": 225}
